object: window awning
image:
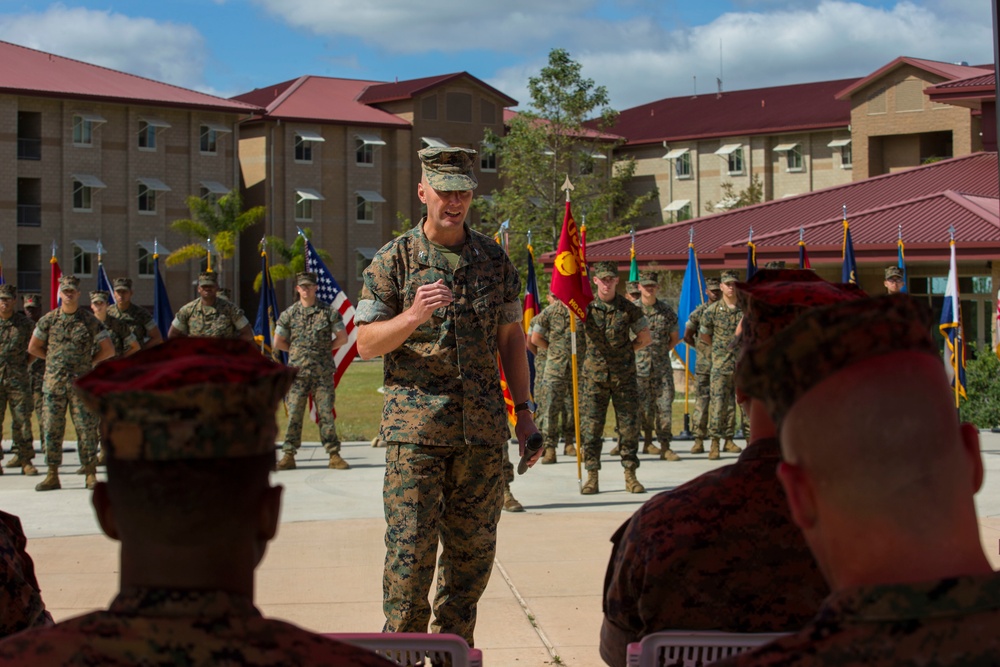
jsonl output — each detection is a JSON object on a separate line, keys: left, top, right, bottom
{"left": 202, "top": 122, "right": 231, "bottom": 133}
{"left": 663, "top": 199, "right": 691, "bottom": 212}
{"left": 72, "top": 174, "right": 107, "bottom": 189}
{"left": 663, "top": 148, "right": 690, "bottom": 160}
{"left": 140, "top": 116, "right": 171, "bottom": 129}
{"left": 137, "top": 177, "right": 171, "bottom": 191}
{"left": 480, "top": 194, "right": 494, "bottom": 204}
{"left": 137, "top": 240, "right": 170, "bottom": 255}
{"left": 828, "top": 138, "right": 852, "bottom": 148}
{"left": 773, "top": 143, "right": 800, "bottom": 152}
{"left": 585, "top": 151, "right": 608, "bottom": 159}
{"left": 356, "top": 190, "right": 386, "bottom": 203}
{"left": 715, "top": 143, "right": 742, "bottom": 156}
{"left": 72, "top": 239, "right": 101, "bottom": 254}
{"left": 528, "top": 197, "right": 545, "bottom": 208}
{"left": 421, "top": 137, "right": 450, "bottom": 148}
{"left": 77, "top": 113, "right": 107, "bottom": 125}
{"left": 357, "top": 247, "right": 378, "bottom": 260}
{"left": 356, "top": 133, "right": 386, "bottom": 146}
{"left": 200, "top": 180, "right": 230, "bottom": 195}
{"left": 295, "top": 188, "right": 325, "bottom": 201}
{"left": 296, "top": 130, "right": 325, "bottom": 142}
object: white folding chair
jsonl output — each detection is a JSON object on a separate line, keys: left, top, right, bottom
{"left": 325, "top": 632, "right": 483, "bottom": 667}
{"left": 626, "top": 630, "right": 789, "bottom": 667}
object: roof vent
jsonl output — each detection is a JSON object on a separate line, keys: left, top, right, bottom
{"left": 955, "top": 61, "right": 969, "bottom": 66}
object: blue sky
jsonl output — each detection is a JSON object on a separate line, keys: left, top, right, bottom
{"left": 0, "top": 0, "right": 992, "bottom": 110}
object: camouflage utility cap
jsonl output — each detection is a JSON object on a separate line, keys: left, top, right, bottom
{"left": 885, "top": 266, "right": 904, "bottom": 280}
{"left": 23, "top": 294, "right": 39, "bottom": 308}
{"left": 296, "top": 271, "right": 317, "bottom": 286}
{"left": 763, "top": 260, "right": 786, "bottom": 269}
{"left": 59, "top": 275, "right": 80, "bottom": 291}
{"left": 706, "top": 277, "right": 721, "bottom": 290}
{"left": 419, "top": 146, "right": 478, "bottom": 191}
{"left": 0, "top": 284, "right": 15, "bottom": 299}
{"left": 639, "top": 271, "right": 659, "bottom": 287}
{"left": 592, "top": 261, "right": 618, "bottom": 279}
{"left": 76, "top": 338, "right": 296, "bottom": 462}
{"left": 626, "top": 281, "right": 640, "bottom": 296}
{"left": 89, "top": 290, "right": 110, "bottom": 304}
{"left": 198, "top": 271, "right": 218, "bottom": 287}
{"left": 113, "top": 277, "right": 133, "bottom": 291}
{"left": 720, "top": 270, "right": 739, "bottom": 284}
{"left": 739, "top": 294, "right": 938, "bottom": 428}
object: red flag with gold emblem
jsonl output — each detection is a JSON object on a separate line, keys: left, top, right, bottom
{"left": 550, "top": 200, "right": 593, "bottom": 320}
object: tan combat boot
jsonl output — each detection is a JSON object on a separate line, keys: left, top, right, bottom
{"left": 609, "top": 444, "right": 620, "bottom": 456}
{"left": 541, "top": 447, "right": 557, "bottom": 465}
{"left": 83, "top": 464, "right": 97, "bottom": 490}
{"left": 74, "top": 465, "right": 87, "bottom": 475}
{"left": 4, "top": 454, "right": 21, "bottom": 468}
{"left": 276, "top": 452, "right": 296, "bottom": 470}
{"left": 642, "top": 442, "right": 662, "bottom": 456}
{"left": 503, "top": 489, "right": 524, "bottom": 512}
{"left": 563, "top": 443, "right": 577, "bottom": 456}
{"left": 708, "top": 439, "right": 721, "bottom": 460}
{"left": 723, "top": 439, "right": 743, "bottom": 454}
{"left": 660, "top": 448, "right": 681, "bottom": 462}
{"left": 581, "top": 470, "right": 599, "bottom": 495}
{"left": 690, "top": 438, "right": 704, "bottom": 454}
{"left": 35, "top": 466, "right": 60, "bottom": 492}
{"left": 96, "top": 450, "right": 106, "bottom": 466}
{"left": 22, "top": 461, "right": 38, "bottom": 476}
{"left": 624, "top": 469, "right": 646, "bottom": 494}
{"left": 328, "top": 453, "right": 350, "bottom": 470}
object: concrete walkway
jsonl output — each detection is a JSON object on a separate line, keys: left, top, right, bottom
{"left": 4, "top": 432, "right": 1000, "bottom": 666}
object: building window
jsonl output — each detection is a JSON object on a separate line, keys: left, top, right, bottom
{"left": 295, "top": 198, "right": 313, "bottom": 221}
{"left": 841, "top": 143, "right": 853, "bottom": 168}
{"left": 137, "top": 246, "right": 154, "bottom": 277}
{"left": 295, "top": 135, "right": 313, "bottom": 162}
{"left": 728, "top": 147, "right": 744, "bottom": 175}
{"left": 138, "top": 120, "right": 157, "bottom": 150}
{"left": 73, "top": 180, "right": 93, "bottom": 211}
{"left": 786, "top": 145, "right": 803, "bottom": 172}
{"left": 200, "top": 125, "right": 218, "bottom": 153}
{"left": 480, "top": 145, "right": 497, "bottom": 172}
{"left": 446, "top": 92, "right": 473, "bottom": 123}
{"left": 356, "top": 196, "right": 374, "bottom": 223}
{"left": 356, "top": 141, "right": 374, "bottom": 165}
{"left": 73, "top": 245, "right": 94, "bottom": 277}
{"left": 17, "top": 111, "right": 42, "bottom": 160}
{"left": 422, "top": 94, "right": 438, "bottom": 120}
{"left": 73, "top": 115, "right": 98, "bottom": 145}
{"left": 16, "top": 244, "right": 42, "bottom": 293}
{"left": 675, "top": 152, "right": 691, "bottom": 178}
{"left": 16, "top": 178, "right": 41, "bottom": 227}
{"left": 138, "top": 184, "right": 157, "bottom": 213}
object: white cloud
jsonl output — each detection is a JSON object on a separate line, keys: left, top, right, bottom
{"left": 0, "top": 4, "right": 212, "bottom": 92}
{"left": 490, "top": 0, "right": 994, "bottom": 110}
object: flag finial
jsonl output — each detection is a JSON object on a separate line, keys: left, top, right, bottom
{"left": 842, "top": 204, "right": 847, "bottom": 220}
{"left": 799, "top": 227, "right": 804, "bottom": 242}
{"left": 949, "top": 225, "right": 956, "bottom": 241}
{"left": 562, "top": 176, "right": 574, "bottom": 201}
{"left": 689, "top": 227, "right": 694, "bottom": 244}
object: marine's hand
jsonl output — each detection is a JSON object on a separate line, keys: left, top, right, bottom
{"left": 515, "top": 414, "right": 542, "bottom": 469}
{"left": 408, "top": 279, "right": 454, "bottom": 325}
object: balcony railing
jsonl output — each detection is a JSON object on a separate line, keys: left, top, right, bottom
{"left": 16, "top": 271, "right": 41, "bottom": 293}
{"left": 17, "top": 204, "right": 41, "bottom": 227}
{"left": 17, "top": 138, "right": 41, "bottom": 160}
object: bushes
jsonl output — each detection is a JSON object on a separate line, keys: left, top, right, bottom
{"left": 958, "top": 343, "right": 1000, "bottom": 429}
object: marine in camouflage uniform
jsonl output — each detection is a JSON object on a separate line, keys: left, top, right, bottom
{"left": 89, "top": 291, "right": 139, "bottom": 358}
{"left": 274, "top": 271, "right": 348, "bottom": 471}
{"left": 683, "top": 277, "right": 721, "bottom": 453}
{"left": 108, "top": 277, "right": 162, "bottom": 348}
{"left": 0, "top": 285, "right": 37, "bottom": 476}
{"left": 0, "top": 338, "right": 389, "bottom": 667}
{"left": 168, "top": 271, "right": 253, "bottom": 341}
{"left": 355, "top": 147, "right": 537, "bottom": 647}
{"left": 530, "top": 299, "right": 584, "bottom": 463}
{"left": 28, "top": 275, "right": 113, "bottom": 491}
{"left": 699, "top": 270, "right": 743, "bottom": 459}
{"left": 21, "top": 295, "right": 44, "bottom": 453}
{"left": 579, "top": 262, "right": 650, "bottom": 495}
{"left": 635, "top": 272, "right": 680, "bottom": 461}
{"left": 0, "top": 510, "right": 51, "bottom": 638}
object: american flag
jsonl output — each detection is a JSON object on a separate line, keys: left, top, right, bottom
{"left": 303, "top": 235, "right": 357, "bottom": 388}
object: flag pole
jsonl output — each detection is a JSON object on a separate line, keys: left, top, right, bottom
{"left": 561, "top": 176, "right": 585, "bottom": 483}
{"left": 950, "top": 226, "right": 960, "bottom": 410}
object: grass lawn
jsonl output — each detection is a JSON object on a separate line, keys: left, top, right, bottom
{"left": 6, "top": 359, "right": 741, "bottom": 447}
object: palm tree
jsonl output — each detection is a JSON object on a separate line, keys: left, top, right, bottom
{"left": 253, "top": 228, "right": 332, "bottom": 292}
{"left": 167, "top": 191, "right": 265, "bottom": 288}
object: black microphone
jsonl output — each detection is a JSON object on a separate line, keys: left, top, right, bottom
{"left": 517, "top": 432, "right": 544, "bottom": 475}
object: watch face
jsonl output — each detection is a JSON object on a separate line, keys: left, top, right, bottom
{"left": 521, "top": 400, "right": 538, "bottom": 412}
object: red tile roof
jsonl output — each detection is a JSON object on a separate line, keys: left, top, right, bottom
{"left": 569, "top": 152, "right": 1000, "bottom": 270}
{"left": 835, "top": 56, "right": 992, "bottom": 100}
{"left": 606, "top": 78, "right": 856, "bottom": 147}
{"left": 925, "top": 71, "right": 996, "bottom": 108}
{"left": 232, "top": 76, "right": 409, "bottom": 127}
{"left": 0, "top": 40, "right": 259, "bottom": 113}
{"left": 357, "top": 72, "right": 517, "bottom": 107}
{"left": 503, "top": 109, "right": 622, "bottom": 142}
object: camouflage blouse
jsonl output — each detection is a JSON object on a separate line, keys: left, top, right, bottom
{"left": 0, "top": 313, "right": 34, "bottom": 386}
{"left": 636, "top": 299, "right": 678, "bottom": 378}
{"left": 172, "top": 298, "right": 249, "bottom": 339}
{"left": 275, "top": 301, "right": 345, "bottom": 377}
{"left": 32, "top": 309, "right": 109, "bottom": 393}
{"left": 699, "top": 298, "right": 743, "bottom": 374}
{"left": 583, "top": 294, "right": 648, "bottom": 381}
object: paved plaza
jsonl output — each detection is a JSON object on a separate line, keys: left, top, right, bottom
{"left": 4, "top": 432, "right": 1000, "bottom": 666}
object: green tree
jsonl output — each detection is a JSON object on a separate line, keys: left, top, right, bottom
{"left": 253, "top": 228, "right": 332, "bottom": 293}
{"left": 704, "top": 174, "right": 765, "bottom": 213}
{"left": 167, "top": 190, "right": 265, "bottom": 287}
{"left": 481, "top": 48, "right": 658, "bottom": 270}
{"left": 959, "top": 343, "right": 1000, "bottom": 429}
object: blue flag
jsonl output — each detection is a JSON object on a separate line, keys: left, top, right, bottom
{"left": 746, "top": 240, "right": 757, "bottom": 280}
{"left": 97, "top": 261, "right": 116, "bottom": 304}
{"left": 939, "top": 239, "right": 966, "bottom": 405}
{"left": 152, "top": 252, "right": 173, "bottom": 339}
{"left": 841, "top": 220, "right": 858, "bottom": 284}
{"left": 254, "top": 248, "right": 284, "bottom": 363}
{"left": 674, "top": 243, "right": 707, "bottom": 376}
